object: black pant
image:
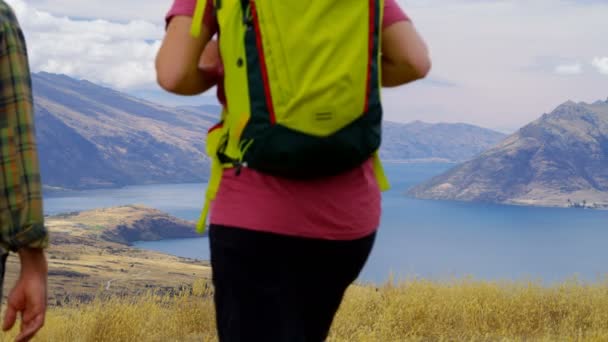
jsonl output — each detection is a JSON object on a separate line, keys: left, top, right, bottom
{"left": 209, "top": 225, "right": 376, "bottom": 342}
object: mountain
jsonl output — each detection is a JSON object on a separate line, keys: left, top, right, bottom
{"left": 409, "top": 99, "right": 608, "bottom": 208}
{"left": 33, "top": 72, "right": 215, "bottom": 189}
{"left": 33, "top": 72, "right": 504, "bottom": 190}
{"left": 380, "top": 121, "right": 506, "bottom": 162}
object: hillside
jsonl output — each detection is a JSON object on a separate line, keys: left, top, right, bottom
{"left": 409, "top": 99, "right": 608, "bottom": 208}
{"left": 33, "top": 72, "right": 215, "bottom": 189}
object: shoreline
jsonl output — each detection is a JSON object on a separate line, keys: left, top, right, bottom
{"left": 406, "top": 193, "right": 608, "bottom": 212}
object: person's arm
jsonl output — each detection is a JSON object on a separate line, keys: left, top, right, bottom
{"left": 0, "top": 4, "right": 48, "bottom": 341}
{"left": 156, "top": 16, "right": 215, "bottom": 95}
{"left": 382, "top": 17, "right": 431, "bottom": 87}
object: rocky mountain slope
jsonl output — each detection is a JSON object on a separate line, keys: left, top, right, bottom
{"left": 409, "top": 99, "right": 608, "bottom": 208}
{"left": 33, "top": 72, "right": 215, "bottom": 189}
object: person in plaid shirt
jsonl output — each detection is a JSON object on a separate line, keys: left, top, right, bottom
{"left": 0, "top": 1, "right": 49, "bottom": 341}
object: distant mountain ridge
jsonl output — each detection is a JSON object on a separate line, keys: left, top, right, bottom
{"left": 409, "top": 99, "right": 608, "bottom": 208}
{"left": 381, "top": 121, "right": 505, "bottom": 162}
{"left": 33, "top": 72, "right": 504, "bottom": 190}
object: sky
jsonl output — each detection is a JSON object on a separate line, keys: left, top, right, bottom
{"left": 7, "top": 0, "right": 608, "bottom": 132}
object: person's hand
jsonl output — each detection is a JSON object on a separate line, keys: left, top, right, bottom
{"left": 3, "top": 248, "right": 48, "bottom": 342}
{"left": 199, "top": 39, "right": 223, "bottom": 80}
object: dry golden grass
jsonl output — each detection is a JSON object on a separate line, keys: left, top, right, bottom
{"left": 1, "top": 281, "right": 217, "bottom": 342}
{"left": 3, "top": 278, "right": 608, "bottom": 341}
{"left": 3, "top": 233, "right": 210, "bottom": 306}
{"left": 330, "top": 278, "right": 608, "bottom": 341}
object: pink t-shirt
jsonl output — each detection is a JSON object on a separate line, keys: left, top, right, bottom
{"left": 167, "top": 1, "right": 409, "bottom": 240}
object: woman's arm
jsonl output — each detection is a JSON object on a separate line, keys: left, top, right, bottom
{"left": 382, "top": 21, "right": 431, "bottom": 87}
{"left": 155, "top": 16, "right": 215, "bottom": 95}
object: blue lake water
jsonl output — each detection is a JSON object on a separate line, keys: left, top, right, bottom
{"left": 44, "top": 163, "right": 608, "bottom": 285}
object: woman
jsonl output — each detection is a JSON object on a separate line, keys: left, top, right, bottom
{"left": 156, "top": 1, "right": 430, "bottom": 341}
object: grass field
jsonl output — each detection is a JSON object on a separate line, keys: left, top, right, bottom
{"left": 3, "top": 278, "right": 608, "bottom": 341}
{"left": 3, "top": 208, "right": 606, "bottom": 341}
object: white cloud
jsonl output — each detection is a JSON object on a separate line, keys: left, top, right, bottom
{"left": 555, "top": 63, "right": 583, "bottom": 75}
{"left": 592, "top": 57, "right": 608, "bottom": 75}
{"left": 5, "top": 0, "right": 164, "bottom": 90}
{"left": 387, "top": 0, "right": 608, "bottom": 128}
{"left": 20, "top": 0, "right": 168, "bottom": 24}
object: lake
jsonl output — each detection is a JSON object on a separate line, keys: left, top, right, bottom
{"left": 45, "top": 163, "right": 608, "bottom": 285}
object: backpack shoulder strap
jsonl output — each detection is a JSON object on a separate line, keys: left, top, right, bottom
{"left": 190, "top": 0, "right": 208, "bottom": 38}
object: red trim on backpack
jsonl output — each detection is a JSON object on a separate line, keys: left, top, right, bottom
{"left": 251, "top": 1, "right": 277, "bottom": 125}
{"left": 208, "top": 122, "right": 224, "bottom": 133}
{"left": 364, "top": 0, "right": 376, "bottom": 114}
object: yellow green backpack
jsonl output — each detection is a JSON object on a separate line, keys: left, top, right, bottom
{"left": 192, "top": 0, "right": 390, "bottom": 232}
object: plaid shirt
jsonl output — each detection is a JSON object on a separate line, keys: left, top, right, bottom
{"left": 0, "top": 1, "right": 48, "bottom": 252}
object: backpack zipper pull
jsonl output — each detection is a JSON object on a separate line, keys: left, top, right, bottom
{"left": 234, "top": 161, "right": 248, "bottom": 176}
{"left": 242, "top": 2, "right": 253, "bottom": 28}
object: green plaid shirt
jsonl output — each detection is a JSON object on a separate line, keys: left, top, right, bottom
{"left": 0, "top": 1, "right": 48, "bottom": 252}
